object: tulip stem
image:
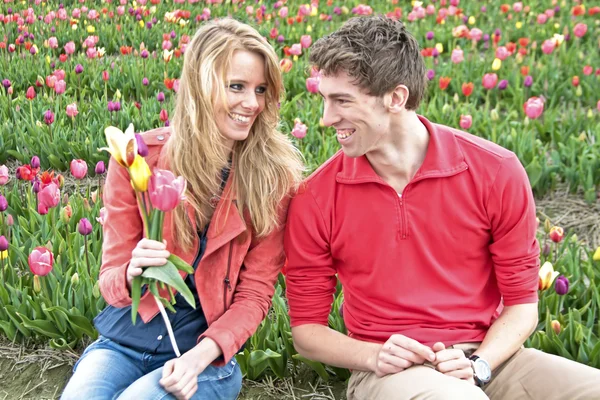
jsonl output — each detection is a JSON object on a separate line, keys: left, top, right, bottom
{"left": 135, "top": 192, "right": 150, "bottom": 238}
{"left": 84, "top": 235, "right": 92, "bottom": 279}
{"left": 154, "top": 295, "right": 181, "bottom": 357}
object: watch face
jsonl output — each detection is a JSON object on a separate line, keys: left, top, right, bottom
{"left": 473, "top": 359, "right": 492, "bottom": 382}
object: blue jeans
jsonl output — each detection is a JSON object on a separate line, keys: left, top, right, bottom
{"left": 61, "top": 336, "right": 242, "bottom": 400}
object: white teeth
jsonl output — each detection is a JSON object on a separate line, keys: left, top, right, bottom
{"left": 229, "top": 113, "right": 250, "bottom": 123}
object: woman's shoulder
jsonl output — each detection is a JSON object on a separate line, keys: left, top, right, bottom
{"left": 139, "top": 126, "right": 172, "bottom": 146}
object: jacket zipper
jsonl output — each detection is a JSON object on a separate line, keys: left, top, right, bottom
{"left": 223, "top": 242, "right": 233, "bottom": 311}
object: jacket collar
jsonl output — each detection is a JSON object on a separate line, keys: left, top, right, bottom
{"left": 336, "top": 115, "right": 467, "bottom": 184}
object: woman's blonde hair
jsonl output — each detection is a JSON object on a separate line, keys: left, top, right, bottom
{"left": 168, "top": 18, "right": 303, "bottom": 251}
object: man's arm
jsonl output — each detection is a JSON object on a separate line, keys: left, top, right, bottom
{"left": 293, "top": 324, "right": 436, "bottom": 377}
{"left": 472, "top": 303, "right": 538, "bottom": 369}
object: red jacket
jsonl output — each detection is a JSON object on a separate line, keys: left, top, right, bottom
{"left": 99, "top": 127, "right": 288, "bottom": 364}
{"left": 284, "top": 116, "right": 539, "bottom": 347}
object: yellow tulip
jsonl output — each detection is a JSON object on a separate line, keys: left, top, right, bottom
{"left": 129, "top": 155, "right": 152, "bottom": 192}
{"left": 0, "top": 250, "right": 7, "bottom": 260}
{"left": 539, "top": 261, "right": 559, "bottom": 291}
{"left": 468, "top": 16, "right": 475, "bottom": 25}
{"left": 435, "top": 43, "right": 444, "bottom": 54}
{"left": 87, "top": 25, "right": 95, "bottom": 33}
{"left": 100, "top": 123, "right": 138, "bottom": 168}
{"left": 492, "top": 58, "right": 502, "bottom": 71}
{"left": 551, "top": 320, "right": 561, "bottom": 335}
{"left": 593, "top": 247, "right": 600, "bottom": 261}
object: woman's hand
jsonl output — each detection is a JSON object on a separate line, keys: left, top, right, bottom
{"left": 160, "top": 338, "right": 223, "bottom": 400}
{"left": 127, "top": 238, "right": 170, "bottom": 289}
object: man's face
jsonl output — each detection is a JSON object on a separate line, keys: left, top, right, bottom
{"left": 319, "top": 71, "right": 390, "bottom": 158}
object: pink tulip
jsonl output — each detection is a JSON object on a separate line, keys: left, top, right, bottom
{"left": 470, "top": 28, "right": 483, "bottom": 41}
{"left": 513, "top": 2, "right": 523, "bottom": 12}
{"left": 54, "top": 80, "right": 66, "bottom": 95}
{"left": 70, "top": 159, "right": 88, "bottom": 179}
{"left": 28, "top": 246, "right": 54, "bottom": 276}
{"left": 306, "top": 77, "right": 319, "bottom": 94}
{"left": 148, "top": 169, "right": 187, "bottom": 212}
{"left": 495, "top": 46, "right": 510, "bottom": 60}
{"left": 48, "top": 37, "right": 58, "bottom": 49}
{"left": 573, "top": 23, "right": 587, "bottom": 38}
{"left": 459, "top": 115, "right": 472, "bottom": 130}
{"left": 96, "top": 207, "right": 107, "bottom": 226}
{"left": 57, "top": 8, "right": 67, "bottom": 20}
{"left": 541, "top": 39, "right": 555, "bottom": 55}
{"left": 279, "top": 6, "right": 288, "bottom": 18}
{"left": 66, "top": 103, "right": 78, "bottom": 118}
{"left": 53, "top": 69, "right": 66, "bottom": 81}
{"left": 300, "top": 35, "right": 312, "bottom": 49}
{"left": 38, "top": 182, "right": 60, "bottom": 214}
{"left": 289, "top": 44, "right": 302, "bottom": 56}
{"left": 451, "top": 48, "right": 464, "bottom": 64}
{"left": 482, "top": 73, "right": 498, "bottom": 90}
{"left": 72, "top": 8, "right": 81, "bottom": 18}
{"left": 536, "top": 14, "right": 547, "bottom": 24}
{"left": 64, "top": 41, "right": 76, "bottom": 54}
{"left": 0, "top": 165, "right": 9, "bottom": 185}
{"left": 291, "top": 119, "right": 307, "bottom": 139}
{"left": 523, "top": 97, "right": 544, "bottom": 119}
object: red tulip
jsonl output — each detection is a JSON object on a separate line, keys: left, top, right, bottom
{"left": 26, "top": 86, "right": 36, "bottom": 100}
{"left": 159, "top": 109, "right": 169, "bottom": 122}
{"left": 70, "top": 159, "right": 88, "bottom": 179}
{"left": 148, "top": 169, "right": 187, "bottom": 212}
{"left": 28, "top": 246, "right": 54, "bottom": 276}
{"left": 523, "top": 97, "right": 544, "bottom": 119}
{"left": 549, "top": 226, "right": 564, "bottom": 243}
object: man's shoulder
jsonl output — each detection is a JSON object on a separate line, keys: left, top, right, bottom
{"left": 437, "top": 123, "right": 515, "bottom": 161}
{"left": 303, "top": 150, "right": 345, "bottom": 187}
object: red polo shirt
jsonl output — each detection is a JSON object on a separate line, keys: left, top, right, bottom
{"left": 284, "top": 116, "right": 539, "bottom": 347}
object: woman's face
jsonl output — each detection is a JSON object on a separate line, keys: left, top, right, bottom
{"left": 215, "top": 50, "right": 268, "bottom": 150}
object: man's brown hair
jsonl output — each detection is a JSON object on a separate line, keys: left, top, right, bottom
{"left": 309, "top": 16, "right": 427, "bottom": 110}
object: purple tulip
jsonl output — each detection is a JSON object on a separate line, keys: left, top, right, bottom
{"left": 555, "top": 275, "right": 569, "bottom": 295}
{"left": 78, "top": 218, "right": 93, "bottom": 236}
{"left": 157, "top": 92, "right": 165, "bottom": 102}
{"left": 524, "top": 76, "right": 533, "bottom": 87}
{"left": 143, "top": 77, "right": 149, "bottom": 86}
{"left": 135, "top": 134, "right": 149, "bottom": 157}
{"left": 0, "top": 194, "right": 7, "bottom": 212}
{"left": 112, "top": 101, "right": 121, "bottom": 112}
{"left": 426, "top": 31, "right": 434, "bottom": 40}
{"left": 480, "top": 6, "right": 487, "bottom": 12}
{"left": 277, "top": 35, "right": 285, "bottom": 43}
{"left": 483, "top": 34, "right": 490, "bottom": 42}
{"left": 141, "top": 49, "right": 149, "bottom": 59}
{"left": 95, "top": 161, "right": 106, "bottom": 175}
{"left": 32, "top": 180, "right": 41, "bottom": 194}
{"left": 30, "top": 46, "right": 37, "bottom": 55}
{"left": 107, "top": 101, "right": 114, "bottom": 112}
{"left": 426, "top": 69, "right": 435, "bottom": 81}
{"left": 0, "top": 236, "right": 8, "bottom": 252}
{"left": 75, "top": 64, "right": 84, "bottom": 74}
{"left": 44, "top": 110, "right": 55, "bottom": 125}
{"left": 31, "top": 156, "right": 40, "bottom": 169}
{"left": 497, "top": 80, "right": 508, "bottom": 90}
{"left": 2, "top": 79, "right": 11, "bottom": 89}
{"left": 146, "top": 22, "right": 153, "bottom": 29}
{"left": 170, "top": 30, "right": 176, "bottom": 39}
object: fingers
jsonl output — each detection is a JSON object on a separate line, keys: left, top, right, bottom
{"left": 378, "top": 351, "right": 414, "bottom": 370}
{"left": 130, "top": 239, "right": 170, "bottom": 269}
{"left": 436, "top": 357, "right": 471, "bottom": 374}
{"left": 162, "top": 360, "right": 175, "bottom": 381}
{"left": 388, "top": 334, "right": 436, "bottom": 362}
{"left": 139, "top": 238, "right": 168, "bottom": 250}
{"left": 432, "top": 342, "right": 446, "bottom": 352}
{"left": 433, "top": 349, "right": 466, "bottom": 365}
{"left": 178, "top": 379, "right": 198, "bottom": 400}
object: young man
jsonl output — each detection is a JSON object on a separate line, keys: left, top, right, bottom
{"left": 284, "top": 16, "right": 600, "bottom": 399}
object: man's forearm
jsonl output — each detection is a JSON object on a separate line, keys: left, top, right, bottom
{"left": 473, "top": 303, "right": 538, "bottom": 370}
{"left": 292, "top": 324, "right": 381, "bottom": 372}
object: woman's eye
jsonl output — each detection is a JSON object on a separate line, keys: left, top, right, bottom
{"left": 229, "top": 84, "right": 243, "bottom": 91}
{"left": 256, "top": 86, "right": 267, "bottom": 94}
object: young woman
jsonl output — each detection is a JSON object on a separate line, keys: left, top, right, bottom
{"left": 62, "top": 19, "right": 303, "bottom": 400}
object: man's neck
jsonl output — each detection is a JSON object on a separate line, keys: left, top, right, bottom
{"left": 365, "top": 113, "right": 429, "bottom": 193}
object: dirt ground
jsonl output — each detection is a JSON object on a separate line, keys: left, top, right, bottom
{"left": 0, "top": 188, "right": 597, "bottom": 399}
{"left": 0, "top": 338, "right": 347, "bottom": 400}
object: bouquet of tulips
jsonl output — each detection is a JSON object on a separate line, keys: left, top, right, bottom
{"left": 101, "top": 123, "right": 194, "bottom": 356}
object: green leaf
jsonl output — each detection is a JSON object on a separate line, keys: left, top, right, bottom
{"left": 142, "top": 261, "right": 196, "bottom": 309}
{"left": 17, "top": 313, "right": 63, "bottom": 339}
{"left": 131, "top": 276, "right": 142, "bottom": 325}
{"left": 525, "top": 157, "right": 542, "bottom": 188}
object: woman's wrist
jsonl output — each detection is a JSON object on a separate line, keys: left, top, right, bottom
{"left": 190, "top": 337, "right": 223, "bottom": 371}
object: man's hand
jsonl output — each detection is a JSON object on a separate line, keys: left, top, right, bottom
{"left": 374, "top": 334, "right": 436, "bottom": 377}
{"left": 432, "top": 342, "right": 474, "bottom": 384}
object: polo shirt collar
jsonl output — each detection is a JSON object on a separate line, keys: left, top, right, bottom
{"left": 336, "top": 115, "right": 467, "bottom": 184}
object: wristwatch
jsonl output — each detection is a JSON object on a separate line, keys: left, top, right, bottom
{"left": 469, "top": 355, "right": 492, "bottom": 387}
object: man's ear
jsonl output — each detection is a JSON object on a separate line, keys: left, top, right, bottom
{"left": 388, "top": 84, "right": 410, "bottom": 113}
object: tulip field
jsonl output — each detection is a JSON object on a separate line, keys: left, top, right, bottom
{"left": 0, "top": 0, "right": 599, "bottom": 398}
